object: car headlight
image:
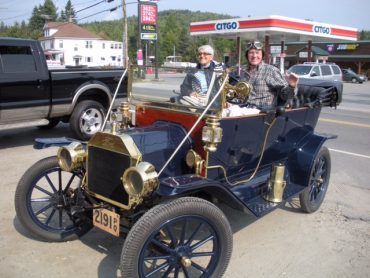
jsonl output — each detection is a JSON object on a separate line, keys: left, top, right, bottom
{"left": 123, "top": 162, "right": 158, "bottom": 197}
{"left": 186, "top": 149, "right": 204, "bottom": 175}
{"left": 57, "top": 142, "right": 87, "bottom": 172}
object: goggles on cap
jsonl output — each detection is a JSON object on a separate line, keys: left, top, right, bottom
{"left": 246, "top": 41, "right": 263, "bottom": 50}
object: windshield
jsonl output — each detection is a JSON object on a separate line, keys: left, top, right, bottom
{"left": 288, "top": 65, "right": 313, "bottom": 75}
{"left": 130, "top": 66, "right": 226, "bottom": 116}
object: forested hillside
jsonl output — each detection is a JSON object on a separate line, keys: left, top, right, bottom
{"left": 82, "top": 10, "right": 236, "bottom": 63}
{"left": 1, "top": 6, "right": 370, "bottom": 64}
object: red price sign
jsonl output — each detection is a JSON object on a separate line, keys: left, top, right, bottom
{"left": 140, "top": 4, "right": 157, "bottom": 25}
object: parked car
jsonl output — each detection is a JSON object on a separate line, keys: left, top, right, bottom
{"left": 0, "top": 37, "right": 127, "bottom": 140}
{"left": 15, "top": 67, "right": 341, "bottom": 277}
{"left": 287, "top": 62, "right": 342, "bottom": 82}
{"left": 342, "top": 68, "right": 366, "bottom": 83}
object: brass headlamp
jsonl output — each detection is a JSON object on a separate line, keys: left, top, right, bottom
{"left": 202, "top": 117, "right": 223, "bottom": 152}
{"left": 186, "top": 149, "right": 204, "bottom": 175}
{"left": 57, "top": 142, "right": 87, "bottom": 172}
{"left": 122, "top": 162, "right": 158, "bottom": 199}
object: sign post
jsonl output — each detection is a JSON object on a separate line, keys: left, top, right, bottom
{"left": 138, "top": 0, "right": 158, "bottom": 78}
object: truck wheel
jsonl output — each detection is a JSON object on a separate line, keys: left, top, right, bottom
{"left": 299, "top": 146, "right": 331, "bottom": 213}
{"left": 120, "top": 197, "right": 233, "bottom": 278}
{"left": 14, "top": 156, "right": 93, "bottom": 242}
{"left": 70, "top": 100, "right": 105, "bottom": 141}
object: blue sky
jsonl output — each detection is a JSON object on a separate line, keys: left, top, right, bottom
{"left": 1, "top": 0, "right": 369, "bottom": 30}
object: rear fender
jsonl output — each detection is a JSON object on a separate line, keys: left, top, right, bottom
{"left": 70, "top": 81, "right": 111, "bottom": 113}
{"left": 287, "top": 133, "right": 336, "bottom": 187}
{"left": 156, "top": 176, "right": 250, "bottom": 213}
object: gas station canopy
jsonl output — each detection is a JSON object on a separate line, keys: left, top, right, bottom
{"left": 190, "top": 15, "right": 358, "bottom": 72}
{"left": 190, "top": 15, "right": 358, "bottom": 42}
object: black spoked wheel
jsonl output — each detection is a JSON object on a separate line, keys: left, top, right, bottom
{"left": 15, "top": 156, "right": 92, "bottom": 242}
{"left": 300, "top": 146, "right": 331, "bottom": 213}
{"left": 120, "top": 197, "right": 233, "bottom": 278}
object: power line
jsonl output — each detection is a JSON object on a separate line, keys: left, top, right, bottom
{"left": 76, "top": 0, "right": 115, "bottom": 14}
{"left": 1, "top": 11, "right": 31, "bottom": 21}
{"left": 77, "top": 1, "right": 138, "bottom": 22}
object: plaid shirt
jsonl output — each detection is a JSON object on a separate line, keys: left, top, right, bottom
{"left": 241, "top": 62, "right": 294, "bottom": 108}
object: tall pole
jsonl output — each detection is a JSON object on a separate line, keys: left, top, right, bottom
{"left": 122, "top": 0, "right": 128, "bottom": 68}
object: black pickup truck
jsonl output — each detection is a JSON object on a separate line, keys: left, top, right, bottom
{"left": 0, "top": 37, "right": 128, "bottom": 140}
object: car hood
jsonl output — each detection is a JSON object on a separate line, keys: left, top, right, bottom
{"left": 127, "top": 121, "right": 192, "bottom": 177}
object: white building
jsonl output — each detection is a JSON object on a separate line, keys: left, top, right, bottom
{"left": 40, "top": 22, "right": 124, "bottom": 67}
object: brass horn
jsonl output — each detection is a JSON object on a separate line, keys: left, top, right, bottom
{"left": 224, "top": 81, "right": 253, "bottom": 103}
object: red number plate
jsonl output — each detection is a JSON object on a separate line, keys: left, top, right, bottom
{"left": 93, "top": 208, "right": 120, "bottom": 237}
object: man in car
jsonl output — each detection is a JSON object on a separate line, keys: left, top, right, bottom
{"left": 241, "top": 41, "right": 299, "bottom": 109}
{"left": 180, "top": 45, "right": 223, "bottom": 100}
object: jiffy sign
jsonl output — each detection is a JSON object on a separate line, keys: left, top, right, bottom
{"left": 215, "top": 21, "right": 239, "bottom": 31}
{"left": 312, "top": 25, "right": 331, "bottom": 35}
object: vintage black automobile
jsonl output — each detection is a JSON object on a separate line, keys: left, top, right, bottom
{"left": 15, "top": 67, "right": 341, "bottom": 277}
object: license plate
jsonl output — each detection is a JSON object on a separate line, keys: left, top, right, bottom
{"left": 93, "top": 208, "right": 120, "bottom": 237}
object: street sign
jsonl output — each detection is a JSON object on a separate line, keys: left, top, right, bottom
{"left": 141, "top": 33, "right": 158, "bottom": 40}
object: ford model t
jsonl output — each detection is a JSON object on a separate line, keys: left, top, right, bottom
{"left": 15, "top": 67, "right": 341, "bottom": 277}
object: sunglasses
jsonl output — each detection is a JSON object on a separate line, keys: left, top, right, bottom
{"left": 198, "top": 52, "right": 212, "bottom": 56}
{"left": 246, "top": 41, "right": 263, "bottom": 50}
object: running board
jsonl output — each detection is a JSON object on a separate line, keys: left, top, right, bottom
{"left": 232, "top": 181, "right": 305, "bottom": 217}
{"left": 0, "top": 119, "right": 49, "bottom": 130}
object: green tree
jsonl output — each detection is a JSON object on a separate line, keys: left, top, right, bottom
{"left": 61, "top": 0, "right": 76, "bottom": 23}
{"left": 29, "top": 0, "right": 58, "bottom": 38}
{"left": 359, "top": 30, "right": 370, "bottom": 40}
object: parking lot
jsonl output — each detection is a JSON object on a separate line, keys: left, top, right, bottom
{"left": 0, "top": 81, "right": 369, "bottom": 278}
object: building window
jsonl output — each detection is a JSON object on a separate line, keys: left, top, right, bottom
{"left": 111, "top": 44, "right": 114, "bottom": 49}
{"left": 85, "top": 41, "right": 92, "bottom": 48}
{"left": 74, "top": 44, "right": 78, "bottom": 51}
{"left": 59, "top": 40, "right": 63, "bottom": 48}
{"left": 101, "top": 57, "right": 105, "bottom": 61}
{"left": 119, "top": 44, "right": 122, "bottom": 49}
{"left": 111, "top": 56, "right": 116, "bottom": 61}
{"left": 50, "top": 41, "right": 54, "bottom": 49}
{"left": 86, "top": 57, "right": 93, "bottom": 63}
{"left": 102, "top": 43, "right": 105, "bottom": 49}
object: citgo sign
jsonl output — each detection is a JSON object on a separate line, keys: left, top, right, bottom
{"left": 215, "top": 21, "right": 239, "bottom": 31}
{"left": 312, "top": 25, "right": 331, "bottom": 35}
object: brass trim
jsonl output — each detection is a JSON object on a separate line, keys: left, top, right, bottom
{"left": 86, "top": 132, "right": 143, "bottom": 209}
{"left": 263, "top": 163, "right": 287, "bottom": 203}
{"left": 85, "top": 188, "right": 132, "bottom": 210}
{"left": 88, "top": 132, "right": 142, "bottom": 162}
{"left": 206, "top": 117, "right": 277, "bottom": 186}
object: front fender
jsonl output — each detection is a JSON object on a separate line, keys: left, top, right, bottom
{"left": 34, "top": 137, "right": 84, "bottom": 149}
{"left": 156, "top": 175, "right": 250, "bottom": 213}
{"left": 287, "top": 132, "right": 336, "bottom": 187}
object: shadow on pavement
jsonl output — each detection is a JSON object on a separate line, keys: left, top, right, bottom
{"left": 0, "top": 123, "right": 74, "bottom": 149}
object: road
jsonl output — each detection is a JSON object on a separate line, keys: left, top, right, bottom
{"left": 0, "top": 81, "right": 369, "bottom": 278}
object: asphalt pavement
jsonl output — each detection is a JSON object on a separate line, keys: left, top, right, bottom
{"left": 0, "top": 81, "right": 369, "bottom": 278}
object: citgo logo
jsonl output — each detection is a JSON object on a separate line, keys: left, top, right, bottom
{"left": 215, "top": 21, "right": 239, "bottom": 31}
{"left": 313, "top": 25, "right": 331, "bottom": 35}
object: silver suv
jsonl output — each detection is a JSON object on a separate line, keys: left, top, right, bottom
{"left": 288, "top": 62, "right": 342, "bottom": 81}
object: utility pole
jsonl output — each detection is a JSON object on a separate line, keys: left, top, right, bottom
{"left": 122, "top": 0, "right": 128, "bottom": 68}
